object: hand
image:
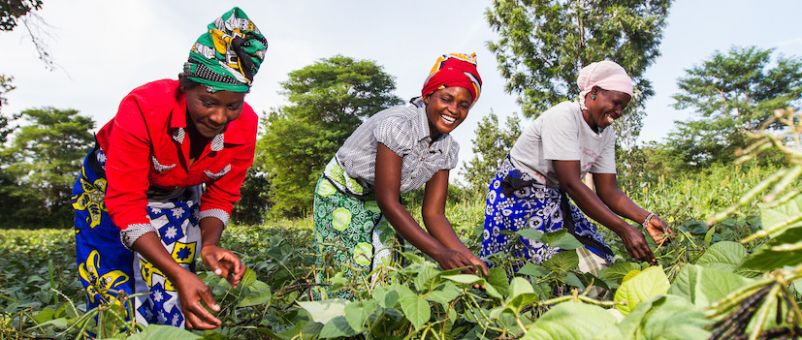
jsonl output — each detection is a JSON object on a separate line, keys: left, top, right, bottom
{"left": 644, "top": 214, "right": 673, "bottom": 246}
{"left": 617, "top": 227, "right": 656, "bottom": 264}
{"left": 201, "top": 245, "right": 245, "bottom": 287}
{"left": 432, "top": 247, "right": 481, "bottom": 273}
{"left": 459, "top": 249, "right": 489, "bottom": 277}
{"left": 172, "top": 270, "right": 221, "bottom": 330}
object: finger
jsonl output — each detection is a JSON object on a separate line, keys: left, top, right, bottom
{"left": 200, "top": 286, "right": 221, "bottom": 313}
{"left": 479, "top": 261, "right": 489, "bottom": 276}
{"left": 188, "top": 301, "right": 221, "bottom": 328}
{"left": 205, "top": 253, "right": 223, "bottom": 276}
{"left": 185, "top": 305, "right": 218, "bottom": 330}
{"left": 221, "top": 253, "right": 244, "bottom": 287}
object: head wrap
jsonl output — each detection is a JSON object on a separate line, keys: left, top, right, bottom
{"left": 577, "top": 60, "right": 633, "bottom": 109}
{"left": 183, "top": 7, "right": 268, "bottom": 93}
{"left": 421, "top": 53, "right": 482, "bottom": 104}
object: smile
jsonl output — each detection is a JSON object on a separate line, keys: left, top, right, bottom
{"left": 440, "top": 114, "right": 456, "bottom": 125}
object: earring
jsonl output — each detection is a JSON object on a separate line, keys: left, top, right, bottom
{"left": 591, "top": 95, "right": 597, "bottom": 100}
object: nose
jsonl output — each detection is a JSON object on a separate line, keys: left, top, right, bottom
{"left": 209, "top": 109, "right": 227, "bottom": 126}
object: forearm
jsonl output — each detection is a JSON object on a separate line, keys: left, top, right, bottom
{"left": 561, "top": 180, "right": 631, "bottom": 234}
{"left": 600, "top": 188, "right": 650, "bottom": 224}
{"left": 380, "top": 200, "right": 446, "bottom": 258}
{"left": 423, "top": 214, "right": 471, "bottom": 254}
{"left": 132, "top": 232, "right": 188, "bottom": 282}
{"left": 200, "top": 217, "right": 225, "bottom": 247}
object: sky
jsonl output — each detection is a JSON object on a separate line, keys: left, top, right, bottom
{"left": 2, "top": 0, "right": 802, "bottom": 182}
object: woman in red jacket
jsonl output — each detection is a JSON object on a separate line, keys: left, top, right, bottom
{"left": 71, "top": 7, "right": 266, "bottom": 330}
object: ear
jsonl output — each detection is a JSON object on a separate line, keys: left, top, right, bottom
{"left": 423, "top": 94, "right": 431, "bottom": 106}
{"left": 590, "top": 86, "right": 601, "bottom": 95}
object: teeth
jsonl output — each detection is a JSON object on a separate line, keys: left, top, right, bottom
{"left": 441, "top": 114, "right": 456, "bottom": 125}
{"left": 606, "top": 116, "right": 615, "bottom": 124}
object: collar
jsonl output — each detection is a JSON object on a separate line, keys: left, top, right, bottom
{"left": 168, "top": 91, "right": 228, "bottom": 150}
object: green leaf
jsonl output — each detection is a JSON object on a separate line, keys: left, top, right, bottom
{"left": 442, "top": 274, "right": 483, "bottom": 285}
{"left": 413, "top": 262, "right": 440, "bottom": 292}
{"left": 543, "top": 250, "right": 579, "bottom": 274}
{"left": 669, "top": 264, "right": 753, "bottom": 308}
{"left": 541, "top": 230, "right": 583, "bottom": 250}
{"left": 486, "top": 267, "right": 510, "bottom": 297}
{"left": 523, "top": 302, "right": 622, "bottom": 339}
{"left": 128, "top": 325, "right": 199, "bottom": 339}
{"left": 563, "top": 272, "right": 584, "bottom": 289}
{"left": 297, "top": 299, "right": 348, "bottom": 324}
{"left": 517, "top": 228, "right": 544, "bottom": 242}
{"left": 506, "top": 277, "right": 539, "bottom": 312}
{"left": 518, "top": 263, "right": 549, "bottom": 278}
{"left": 237, "top": 280, "right": 272, "bottom": 307}
{"left": 695, "top": 241, "right": 747, "bottom": 271}
{"left": 343, "top": 300, "right": 376, "bottom": 333}
{"left": 239, "top": 267, "right": 257, "bottom": 288}
{"left": 740, "top": 227, "right": 802, "bottom": 271}
{"left": 425, "top": 282, "right": 461, "bottom": 307}
{"left": 398, "top": 291, "right": 431, "bottom": 331}
{"left": 618, "top": 295, "right": 710, "bottom": 340}
{"left": 508, "top": 277, "right": 535, "bottom": 298}
{"left": 599, "top": 262, "right": 640, "bottom": 289}
{"left": 319, "top": 316, "right": 358, "bottom": 338}
{"left": 614, "top": 266, "right": 670, "bottom": 315}
{"left": 761, "top": 192, "right": 802, "bottom": 232}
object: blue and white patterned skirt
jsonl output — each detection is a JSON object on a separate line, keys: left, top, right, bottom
{"left": 480, "top": 157, "right": 614, "bottom": 268}
{"left": 72, "top": 146, "right": 201, "bottom": 328}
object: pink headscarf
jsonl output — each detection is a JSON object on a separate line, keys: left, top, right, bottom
{"left": 577, "top": 60, "right": 634, "bottom": 110}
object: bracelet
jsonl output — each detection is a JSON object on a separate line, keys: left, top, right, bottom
{"left": 642, "top": 212, "right": 656, "bottom": 228}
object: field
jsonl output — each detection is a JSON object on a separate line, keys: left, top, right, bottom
{"left": 2, "top": 158, "right": 801, "bottom": 339}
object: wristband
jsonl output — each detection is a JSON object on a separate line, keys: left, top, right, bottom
{"left": 642, "top": 212, "right": 656, "bottom": 228}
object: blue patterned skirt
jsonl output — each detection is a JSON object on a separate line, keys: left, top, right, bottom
{"left": 480, "top": 157, "right": 614, "bottom": 268}
{"left": 72, "top": 146, "right": 201, "bottom": 328}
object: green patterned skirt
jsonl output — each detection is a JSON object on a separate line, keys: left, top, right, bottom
{"left": 312, "top": 157, "right": 401, "bottom": 298}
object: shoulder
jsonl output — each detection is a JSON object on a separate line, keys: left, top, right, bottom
{"left": 542, "top": 101, "right": 580, "bottom": 119}
{"left": 126, "top": 79, "right": 180, "bottom": 103}
{"left": 371, "top": 102, "right": 420, "bottom": 129}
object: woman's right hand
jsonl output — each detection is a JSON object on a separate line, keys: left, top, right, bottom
{"left": 617, "top": 227, "right": 656, "bottom": 264}
{"left": 173, "top": 270, "right": 222, "bottom": 330}
{"left": 433, "top": 247, "right": 482, "bottom": 274}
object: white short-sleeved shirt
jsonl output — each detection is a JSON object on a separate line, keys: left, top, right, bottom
{"left": 509, "top": 101, "right": 616, "bottom": 187}
{"left": 336, "top": 98, "right": 459, "bottom": 194}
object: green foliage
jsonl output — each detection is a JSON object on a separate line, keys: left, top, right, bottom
{"left": 0, "top": 107, "right": 94, "bottom": 227}
{"left": 486, "top": 0, "right": 671, "bottom": 145}
{"left": 459, "top": 111, "right": 521, "bottom": 193}
{"left": 667, "top": 46, "right": 802, "bottom": 168}
{"left": 258, "top": 55, "right": 401, "bottom": 217}
{"left": 231, "top": 169, "right": 271, "bottom": 225}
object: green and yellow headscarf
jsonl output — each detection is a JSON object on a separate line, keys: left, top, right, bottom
{"left": 183, "top": 7, "right": 267, "bottom": 93}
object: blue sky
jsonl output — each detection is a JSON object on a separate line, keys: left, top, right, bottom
{"left": 2, "top": 1, "right": 801, "bottom": 181}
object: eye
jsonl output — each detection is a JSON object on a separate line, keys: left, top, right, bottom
{"left": 440, "top": 95, "right": 453, "bottom": 103}
{"left": 226, "top": 102, "right": 242, "bottom": 110}
{"left": 459, "top": 101, "right": 471, "bottom": 110}
{"left": 201, "top": 99, "right": 215, "bottom": 108}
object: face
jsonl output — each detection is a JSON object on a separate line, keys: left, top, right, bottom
{"left": 423, "top": 86, "right": 473, "bottom": 136}
{"left": 585, "top": 88, "right": 631, "bottom": 130}
{"left": 184, "top": 86, "right": 247, "bottom": 138}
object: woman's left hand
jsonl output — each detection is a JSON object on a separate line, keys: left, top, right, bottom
{"left": 645, "top": 214, "right": 673, "bottom": 246}
{"left": 201, "top": 245, "right": 245, "bottom": 287}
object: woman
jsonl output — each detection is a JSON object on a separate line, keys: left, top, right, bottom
{"left": 313, "top": 53, "right": 488, "bottom": 297}
{"left": 480, "top": 60, "right": 671, "bottom": 273}
{"left": 72, "top": 7, "right": 266, "bottom": 330}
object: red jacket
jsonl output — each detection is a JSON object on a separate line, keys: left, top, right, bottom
{"left": 96, "top": 79, "right": 257, "bottom": 230}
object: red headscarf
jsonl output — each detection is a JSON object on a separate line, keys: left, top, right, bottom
{"left": 421, "top": 53, "right": 482, "bottom": 104}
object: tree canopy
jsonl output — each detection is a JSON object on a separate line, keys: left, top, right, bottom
{"left": 258, "top": 55, "right": 401, "bottom": 217}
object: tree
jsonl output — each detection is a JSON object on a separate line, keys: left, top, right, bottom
{"left": 258, "top": 56, "right": 401, "bottom": 217}
{"left": 1, "top": 0, "right": 42, "bottom": 31}
{"left": 459, "top": 111, "right": 521, "bottom": 193}
{"left": 0, "top": 107, "right": 94, "bottom": 227}
{"left": 667, "top": 46, "right": 802, "bottom": 168}
{"left": 486, "top": 0, "right": 671, "bottom": 146}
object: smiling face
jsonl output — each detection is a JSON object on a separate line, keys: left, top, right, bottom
{"left": 583, "top": 87, "right": 632, "bottom": 131}
{"left": 423, "top": 86, "right": 473, "bottom": 138}
{"left": 184, "top": 86, "right": 247, "bottom": 138}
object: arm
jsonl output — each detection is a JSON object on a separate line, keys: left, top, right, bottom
{"left": 374, "top": 144, "right": 479, "bottom": 271}
{"left": 552, "top": 160, "right": 655, "bottom": 263}
{"left": 422, "top": 170, "right": 488, "bottom": 275}
{"left": 594, "top": 173, "right": 672, "bottom": 244}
